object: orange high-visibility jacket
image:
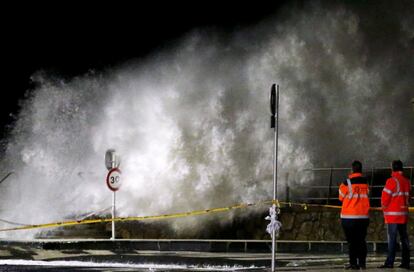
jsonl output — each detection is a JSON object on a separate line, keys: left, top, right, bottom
{"left": 338, "top": 173, "right": 370, "bottom": 219}
{"left": 381, "top": 171, "right": 411, "bottom": 224}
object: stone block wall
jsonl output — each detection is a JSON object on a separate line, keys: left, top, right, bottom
{"left": 277, "top": 206, "right": 414, "bottom": 243}
{"left": 38, "top": 205, "right": 414, "bottom": 243}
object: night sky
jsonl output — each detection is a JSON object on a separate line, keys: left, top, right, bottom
{"left": 0, "top": 1, "right": 292, "bottom": 139}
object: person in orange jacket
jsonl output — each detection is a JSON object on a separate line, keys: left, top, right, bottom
{"left": 339, "top": 160, "right": 370, "bottom": 270}
{"left": 378, "top": 160, "right": 411, "bottom": 269}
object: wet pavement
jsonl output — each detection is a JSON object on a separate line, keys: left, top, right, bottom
{"left": 0, "top": 251, "right": 413, "bottom": 271}
{"left": 0, "top": 240, "right": 412, "bottom": 271}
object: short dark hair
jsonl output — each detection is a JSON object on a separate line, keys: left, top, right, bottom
{"left": 352, "top": 160, "right": 362, "bottom": 173}
{"left": 392, "top": 160, "right": 403, "bottom": 171}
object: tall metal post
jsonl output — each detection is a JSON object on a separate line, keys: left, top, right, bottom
{"left": 111, "top": 161, "right": 116, "bottom": 240}
{"left": 271, "top": 84, "right": 279, "bottom": 271}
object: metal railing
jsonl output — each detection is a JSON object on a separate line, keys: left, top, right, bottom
{"left": 287, "top": 167, "right": 414, "bottom": 206}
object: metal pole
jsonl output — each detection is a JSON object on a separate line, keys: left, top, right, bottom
{"left": 271, "top": 84, "right": 279, "bottom": 272}
{"left": 111, "top": 159, "right": 116, "bottom": 240}
{"left": 112, "top": 191, "right": 116, "bottom": 239}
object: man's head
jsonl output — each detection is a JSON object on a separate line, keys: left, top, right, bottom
{"left": 391, "top": 160, "right": 403, "bottom": 172}
{"left": 352, "top": 160, "right": 362, "bottom": 173}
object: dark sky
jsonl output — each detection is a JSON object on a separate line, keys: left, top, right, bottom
{"left": 0, "top": 1, "right": 293, "bottom": 138}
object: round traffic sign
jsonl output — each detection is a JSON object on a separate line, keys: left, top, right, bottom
{"left": 106, "top": 168, "right": 122, "bottom": 191}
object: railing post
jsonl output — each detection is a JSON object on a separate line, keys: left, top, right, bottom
{"left": 327, "top": 167, "right": 333, "bottom": 205}
{"left": 370, "top": 168, "right": 374, "bottom": 187}
{"left": 370, "top": 168, "right": 375, "bottom": 193}
{"left": 410, "top": 167, "right": 413, "bottom": 206}
{"left": 370, "top": 167, "right": 375, "bottom": 206}
{"left": 285, "top": 184, "right": 290, "bottom": 203}
{"left": 285, "top": 172, "right": 290, "bottom": 203}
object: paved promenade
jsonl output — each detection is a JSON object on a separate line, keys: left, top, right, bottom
{"left": 0, "top": 239, "right": 412, "bottom": 271}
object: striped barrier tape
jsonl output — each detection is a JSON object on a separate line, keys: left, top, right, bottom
{"left": 277, "top": 201, "right": 414, "bottom": 212}
{"left": 0, "top": 202, "right": 257, "bottom": 232}
{"left": 0, "top": 200, "right": 412, "bottom": 232}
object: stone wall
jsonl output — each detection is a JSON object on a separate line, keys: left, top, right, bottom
{"left": 277, "top": 206, "right": 404, "bottom": 241}
{"left": 39, "top": 206, "right": 414, "bottom": 243}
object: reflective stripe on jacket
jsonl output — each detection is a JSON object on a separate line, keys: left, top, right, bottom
{"left": 339, "top": 173, "right": 370, "bottom": 219}
{"left": 382, "top": 171, "right": 411, "bottom": 224}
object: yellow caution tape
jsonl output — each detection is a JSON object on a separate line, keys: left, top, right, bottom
{"left": 0, "top": 202, "right": 256, "bottom": 232}
{"left": 271, "top": 199, "right": 280, "bottom": 207}
{"left": 0, "top": 200, "right": 412, "bottom": 232}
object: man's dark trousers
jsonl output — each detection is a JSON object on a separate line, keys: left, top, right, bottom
{"left": 384, "top": 223, "right": 410, "bottom": 267}
{"left": 342, "top": 218, "right": 369, "bottom": 267}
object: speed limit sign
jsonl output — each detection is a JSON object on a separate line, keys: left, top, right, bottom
{"left": 106, "top": 168, "right": 122, "bottom": 191}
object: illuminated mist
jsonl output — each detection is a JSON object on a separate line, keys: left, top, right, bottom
{"left": 0, "top": 1, "right": 413, "bottom": 238}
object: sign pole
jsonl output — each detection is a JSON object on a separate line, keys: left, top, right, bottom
{"left": 105, "top": 149, "right": 121, "bottom": 240}
{"left": 111, "top": 160, "right": 116, "bottom": 240}
{"left": 106, "top": 167, "right": 121, "bottom": 239}
{"left": 112, "top": 191, "right": 116, "bottom": 240}
{"left": 270, "top": 84, "right": 279, "bottom": 272}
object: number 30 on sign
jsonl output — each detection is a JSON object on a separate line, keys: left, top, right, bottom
{"left": 106, "top": 168, "right": 122, "bottom": 191}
